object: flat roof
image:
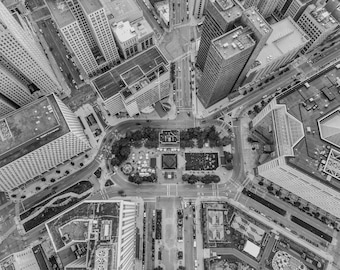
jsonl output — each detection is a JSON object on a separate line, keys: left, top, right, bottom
{"left": 113, "top": 21, "right": 136, "bottom": 43}
{"left": 242, "top": 7, "right": 271, "bottom": 37}
{"left": 277, "top": 68, "right": 340, "bottom": 190}
{"left": 78, "top": 0, "right": 102, "bottom": 14}
{"left": 45, "top": 0, "right": 75, "bottom": 28}
{"left": 210, "top": 0, "right": 243, "bottom": 24}
{"left": 304, "top": 4, "right": 338, "bottom": 31}
{"left": 213, "top": 26, "right": 255, "bottom": 58}
{"left": 92, "top": 46, "right": 168, "bottom": 100}
{"left": 254, "top": 17, "right": 309, "bottom": 70}
{"left": 101, "top": 0, "right": 143, "bottom": 23}
{"left": 0, "top": 95, "right": 69, "bottom": 168}
{"left": 132, "top": 19, "right": 154, "bottom": 40}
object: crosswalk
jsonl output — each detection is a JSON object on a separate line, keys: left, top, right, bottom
{"left": 166, "top": 184, "right": 178, "bottom": 197}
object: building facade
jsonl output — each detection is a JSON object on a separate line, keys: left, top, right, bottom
{"left": 193, "top": 0, "right": 207, "bottom": 19}
{"left": 274, "top": 0, "right": 314, "bottom": 21}
{"left": 0, "top": 2, "right": 62, "bottom": 116}
{"left": 242, "top": 0, "right": 260, "bottom": 9}
{"left": 197, "top": 26, "right": 256, "bottom": 108}
{"left": 0, "top": 94, "right": 91, "bottom": 192}
{"left": 297, "top": 3, "right": 339, "bottom": 53}
{"left": 257, "top": 0, "right": 281, "bottom": 18}
{"left": 112, "top": 19, "right": 154, "bottom": 60}
{"left": 46, "top": 0, "right": 120, "bottom": 77}
{"left": 196, "top": 0, "right": 243, "bottom": 71}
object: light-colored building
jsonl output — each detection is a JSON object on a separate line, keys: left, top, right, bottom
{"left": 101, "top": 0, "right": 144, "bottom": 24}
{"left": 46, "top": 0, "right": 120, "bottom": 77}
{"left": 257, "top": 0, "right": 281, "bottom": 18}
{"left": 0, "top": 2, "right": 62, "bottom": 116}
{"left": 250, "top": 73, "right": 340, "bottom": 219}
{"left": 193, "top": 0, "right": 207, "bottom": 19}
{"left": 46, "top": 199, "right": 138, "bottom": 270}
{"left": 242, "top": 0, "right": 260, "bottom": 9}
{"left": 155, "top": 1, "right": 170, "bottom": 26}
{"left": 93, "top": 46, "right": 170, "bottom": 117}
{"left": 0, "top": 248, "right": 41, "bottom": 270}
{"left": 197, "top": 26, "right": 256, "bottom": 108}
{"left": 112, "top": 19, "right": 154, "bottom": 59}
{"left": 325, "top": 0, "right": 340, "bottom": 22}
{"left": 274, "top": 0, "right": 313, "bottom": 21}
{"left": 244, "top": 17, "right": 309, "bottom": 85}
{"left": 196, "top": 0, "right": 243, "bottom": 70}
{"left": 0, "top": 94, "right": 91, "bottom": 192}
{"left": 297, "top": 3, "right": 339, "bottom": 53}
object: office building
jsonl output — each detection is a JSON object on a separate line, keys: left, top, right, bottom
{"left": 0, "top": 94, "right": 91, "bottom": 192}
{"left": 197, "top": 26, "right": 256, "bottom": 108}
{"left": 92, "top": 46, "right": 170, "bottom": 117}
{"left": 112, "top": 19, "right": 154, "bottom": 59}
{"left": 250, "top": 68, "right": 340, "bottom": 219}
{"left": 274, "top": 0, "right": 314, "bottom": 21}
{"left": 0, "top": 248, "right": 41, "bottom": 270}
{"left": 193, "top": 0, "right": 207, "bottom": 19}
{"left": 46, "top": 199, "right": 138, "bottom": 270}
{"left": 244, "top": 17, "right": 309, "bottom": 85}
{"left": 257, "top": 0, "right": 281, "bottom": 18}
{"left": 242, "top": 0, "right": 260, "bottom": 9}
{"left": 297, "top": 3, "right": 339, "bottom": 53}
{"left": 101, "top": 0, "right": 144, "bottom": 24}
{"left": 196, "top": 0, "right": 243, "bottom": 70}
{"left": 46, "top": 0, "right": 120, "bottom": 77}
{"left": 0, "top": 2, "right": 62, "bottom": 116}
{"left": 325, "top": 0, "right": 340, "bottom": 22}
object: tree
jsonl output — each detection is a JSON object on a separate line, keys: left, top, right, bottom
{"left": 118, "top": 190, "right": 125, "bottom": 196}
{"left": 212, "top": 175, "right": 221, "bottom": 183}
{"left": 197, "top": 138, "right": 205, "bottom": 148}
{"left": 110, "top": 157, "right": 120, "bottom": 167}
{"left": 294, "top": 201, "right": 301, "bottom": 207}
{"left": 145, "top": 139, "right": 159, "bottom": 149}
{"left": 254, "top": 105, "right": 261, "bottom": 113}
{"left": 182, "top": 174, "right": 190, "bottom": 182}
{"left": 267, "top": 185, "right": 274, "bottom": 192}
{"left": 225, "top": 152, "right": 233, "bottom": 161}
{"left": 225, "top": 162, "right": 233, "bottom": 171}
{"left": 131, "top": 130, "right": 143, "bottom": 141}
{"left": 221, "top": 136, "right": 231, "bottom": 146}
{"left": 188, "top": 174, "right": 198, "bottom": 184}
{"left": 201, "top": 175, "right": 212, "bottom": 184}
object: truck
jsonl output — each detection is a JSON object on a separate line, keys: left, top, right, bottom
{"left": 79, "top": 74, "right": 84, "bottom": 81}
{"left": 335, "top": 63, "right": 340, "bottom": 69}
{"left": 304, "top": 82, "right": 310, "bottom": 88}
{"left": 193, "top": 240, "right": 196, "bottom": 247}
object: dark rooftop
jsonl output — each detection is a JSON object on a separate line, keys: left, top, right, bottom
{"left": 0, "top": 95, "right": 69, "bottom": 168}
{"left": 92, "top": 46, "right": 168, "bottom": 100}
{"left": 161, "top": 154, "right": 177, "bottom": 170}
{"left": 277, "top": 67, "right": 340, "bottom": 191}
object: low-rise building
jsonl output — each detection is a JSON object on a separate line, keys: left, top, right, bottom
{"left": 92, "top": 46, "right": 170, "bottom": 117}
{"left": 0, "top": 248, "right": 41, "bottom": 270}
{"left": 155, "top": 1, "right": 170, "bottom": 26}
{"left": 0, "top": 94, "right": 91, "bottom": 192}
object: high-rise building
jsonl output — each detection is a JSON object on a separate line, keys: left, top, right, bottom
{"left": 197, "top": 26, "right": 256, "bottom": 108}
{"left": 242, "top": 0, "right": 260, "bottom": 9}
{"left": 297, "top": 3, "right": 339, "bottom": 53}
{"left": 196, "top": 0, "right": 243, "bottom": 71}
{"left": 0, "top": 94, "right": 91, "bottom": 192}
{"left": 325, "top": 0, "right": 340, "bottom": 21}
{"left": 101, "top": 0, "right": 144, "bottom": 24}
{"left": 244, "top": 17, "right": 309, "bottom": 86}
{"left": 257, "top": 0, "right": 281, "bottom": 18}
{"left": 0, "top": 248, "right": 41, "bottom": 270}
{"left": 46, "top": 0, "right": 120, "bottom": 77}
{"left": 193, "top": 0, "right": 207, "bottom": 19}
{"left": 250, "top": 69, "right": 340, "bottom": 219}
{"left": 0, "top": 2, "right": 63, "bottom": 116}
{"left": 46, "top": 199, "right": 139, "bottom": 270}
{"left": 274, "top": 0, "right": 313, "bottom": 21}
{"left": 92, "top": 46, "right": 170, "bottom": 117}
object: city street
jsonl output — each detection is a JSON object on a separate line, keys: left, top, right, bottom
{"left": 183, "top": 204, "right": 195, "bottom": 270}
{"left": 175, "top": 54, "right": 192, "bottom": 112}
{"left": 170, "top": 0, "right": 189, "bottom": 27}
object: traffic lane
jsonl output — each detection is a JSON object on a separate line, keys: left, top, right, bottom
{"left": 135, "top": 0, "right": 163, "bottom": 35}
{"left": 145, "top": 203, "right": 155, "bottom": 270}
{"left": 22, "top": 160, "right": 99, "bottom": 210}
{"left": 238, "top": 193, "right": 330, "bottom": 247}
{"left": 181, "top": 56, "right": 192, "bottom": 109}
{"left": 44, "top": 19, "right": 82, "bottom": 85}
{"left": 183, "top": 206, "right": 194, "bottom": 270}
{"left": 39, "top": 19, "right": 81, "bottom": 86}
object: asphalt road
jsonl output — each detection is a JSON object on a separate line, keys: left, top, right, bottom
{"left": 170, "top": 0, "right": 189, "bottom": 26}
{"left": 183, "top": 205, "right": 195, "bottom": 270}
{"left": 37, "top": 19, "right": 81, "bottom": 87}
{"left": 176, "top": 52, "right": 192, "bottom": 111}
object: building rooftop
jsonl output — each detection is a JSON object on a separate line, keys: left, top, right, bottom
{"left": 112, "top": 21, "right": 137, "bottom": 43}
{"left": 0, "top": 95, "right": 69, "bottom": 168}
{"left": 212, "top": 26, "right": 255, "bottom": 58}
{"left": 78, "top": 0, "right": 102, "bottom": 14}
{"left": 207, "top": 0, "right": 243, "bottom": 24}
{"left": 242, "top": 7, "right": 271, "bottom": 37}
{"left": 92, "top": 46, "right": 168, "bottom": 100}
{"left": 45, "top": 0, "right": 75, "bottom": 28}
{"left": 253, "top": 17, "right": 309, "bottom": 70}
{"left": 101, "top": 0, "right": 143, "bottom": 24}
{"left": 155, "top": 1, "right": 169, "bottom": 24}
{"left": 132, "top": 19, "right": 154, "bottom": 40}
{"left": 305, "top": 4, "right": 338, "bottom": 30}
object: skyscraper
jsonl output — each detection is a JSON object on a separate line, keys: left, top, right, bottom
{"left": 297, "top": 3, "right": 339, "bottom": 53}
{"left": 274, "top": 0, "right": 313, "bottom": 21}
{"left": 242, "top": 0, "right": 260, "bottom": 9}
{"left": 197, "top": 26, "right": 256, "bottom": 107}
{"left": 193, "top": 0, "right": 208, "bottom": 19}
{"left": 0, "top": 94, "right": 91, "bottom": 192}
{"left": 257, "top": 0, "right": 281, "bottom": 18}
{"left": 46, "top": 0, "right": 120, "bottom": 77}
{"left": 196, "top": 0, "right": 243, "bottom": 71}
{"left": 0, "top": 2, "right": 63, "bottom": 116}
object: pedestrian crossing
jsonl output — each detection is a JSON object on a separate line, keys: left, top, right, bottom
{"left": 166, "top": 184, "right": 178, "bottom": 197}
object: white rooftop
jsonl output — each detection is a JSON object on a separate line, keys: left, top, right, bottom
{"left": 243, "top": 240, "right": 260, "bottom": 258}
{"left": 132, "top": 19, "right": 154, "bottom": 40}
{"left": 101, "top": 0, "right": 143, "bottom": 23}
{"left": 254, "top": 17, "right": 309, "bottom": 70}
{"left": 155, "top": 1, "right": 169, "bottom": 24}
{"left": 113, "top": 21, "right": 137, "bottom": 43}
